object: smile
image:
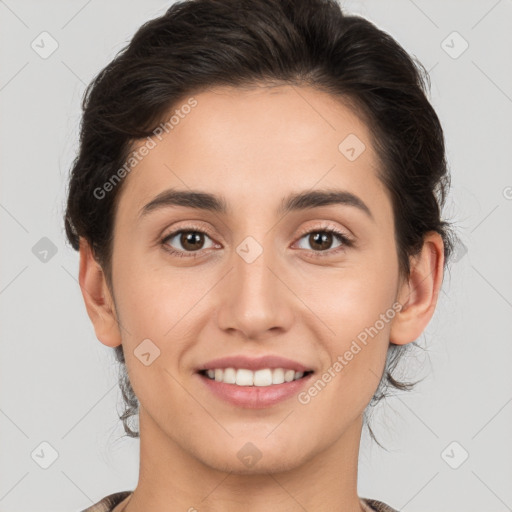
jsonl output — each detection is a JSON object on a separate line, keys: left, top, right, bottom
{"left": 199, "top": 367, "right": 314, "bottom": 386}
{"left": 197, "top": 369, "right": 315, "bottom": 409}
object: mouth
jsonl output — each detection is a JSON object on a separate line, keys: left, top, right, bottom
{"left": 196, "top": 368, "right": 315, "bottom": 409}
{"left": 194, "top": 354, "right": 316, "bottom": 407}
{"left": 197, "top": 368, "right": 315, "bottom": 387}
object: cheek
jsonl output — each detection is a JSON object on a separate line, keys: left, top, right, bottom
{"left": 112, "top": 257, "right": 210, "bottom": 384}
{"left": 112, "top": 246, "right": 186, "bottom": 334}
{"left": 115, "top": 270, "right": 192, "bottom": 417}
{"left": 299, "top": 273, "right": 396, "bottom": 419}
{"left": 295, "top": 256, "right": 398, "bottom": 333}
{"left": 297, "top": 248, "right": 398, "bottom": 382}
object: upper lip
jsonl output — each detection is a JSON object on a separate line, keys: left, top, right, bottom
{"left": 197, "top": 355, "right": 314, "bottom": 373}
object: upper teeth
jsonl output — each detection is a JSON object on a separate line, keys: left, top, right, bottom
{"left": 205, "top": 368, "right": 306, "bottom": 386}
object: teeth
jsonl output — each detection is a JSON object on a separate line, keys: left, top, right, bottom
{"left": 203, "top": 368, "right": 309, "bottom": 386}
{"left": 284, "top": 369, "right": 295, "bottom": 382}
{"left": 223, "top": 367, "right": 236, "bottom": 384}
{"left": 273, "top": 368, "right": 285, "bottom": 384}
{"left": 236, "top": 369, "right": 254, "bottom": 386}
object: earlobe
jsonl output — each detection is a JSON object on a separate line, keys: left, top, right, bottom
{"left": 78, "top": 237, "right": 122, "bottom": 348}
{"left": 390, "top": 232, "right": 445, "bottom": 346}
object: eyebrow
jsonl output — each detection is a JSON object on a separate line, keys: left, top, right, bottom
{"left": 138, "top": 187, "right": 374, "bottom": 221}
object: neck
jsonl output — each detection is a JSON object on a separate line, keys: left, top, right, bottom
{"left": 125, "top": 407, "right": 366, "bottom": 512}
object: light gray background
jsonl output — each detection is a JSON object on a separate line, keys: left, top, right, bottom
{"left": 0, "top": 1, "right": 511, "bottom": 511}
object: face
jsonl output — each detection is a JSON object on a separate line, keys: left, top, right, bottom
{"left": 97, "top": 84, "right": 407, "bottom": 473}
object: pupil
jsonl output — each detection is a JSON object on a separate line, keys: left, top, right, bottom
{"left": 311, "top": 232, "right": 331, "bottom": 251}
{"left": 182, "top": 231, "right": 203, "bottom": 251}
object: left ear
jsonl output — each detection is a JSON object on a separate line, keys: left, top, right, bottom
{"left": 390, "top": 231, "right": 445, "bottom": 345}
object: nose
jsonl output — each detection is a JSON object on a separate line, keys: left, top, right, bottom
{"left": 215, "top": 239, "right": 295, "bottom": 340}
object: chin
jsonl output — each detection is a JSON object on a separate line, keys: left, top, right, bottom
{"left": 206, "top": 453, "right": 305, "bottom": 476}
{"left": 196, "top": 437, "right": 312, "bottom": 476}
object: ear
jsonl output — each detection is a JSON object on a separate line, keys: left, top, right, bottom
{"left": 78, "top": 237, "right": 122, "bottom": 348}
{"left": 390, "top": 231, "right": 445, "bottom": 345}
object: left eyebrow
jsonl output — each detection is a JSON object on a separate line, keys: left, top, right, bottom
{"left": 138, "top": 187, "right": 374, "bottom": 222}
{"left": 278, "top": 188, "right": 374, "bottom": 221}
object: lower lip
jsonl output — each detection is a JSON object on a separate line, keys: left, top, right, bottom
{"left": 197, "top": 372, "right": 314, "bottom": 409}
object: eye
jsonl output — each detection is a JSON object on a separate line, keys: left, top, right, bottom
{"left": 294, "top": 226, "right": 353, "bottom": 257}
{"left": 161, "top": 227, "right": 217, "bottom": 258}
{"left": 160, "top": 224, "right": 353, "bottom": 259}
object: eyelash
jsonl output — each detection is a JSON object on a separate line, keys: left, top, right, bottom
{"left": 160, "top": 223, "right": 353, "bottom": 260}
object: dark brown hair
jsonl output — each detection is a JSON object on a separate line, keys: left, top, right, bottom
{"left": 64, "top": 0, "right": 457, "bottom": 447}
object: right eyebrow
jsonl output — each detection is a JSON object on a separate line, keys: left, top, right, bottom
{"left": 138, "top": 189, "right": 228, "bottom": 220}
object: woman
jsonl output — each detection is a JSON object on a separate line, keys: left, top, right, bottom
{"left": 64, "top": 0, "right": 456, "bottom": 510}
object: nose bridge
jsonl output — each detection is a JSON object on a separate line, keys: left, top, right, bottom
{"left": 233, "top": 233, "right": 278, "bottom": 310}
{"left": 230, "top": 211, "right": 277, "bottom": 293}
{"left": 215, "top": 232, "right": 293, "bottom": 337}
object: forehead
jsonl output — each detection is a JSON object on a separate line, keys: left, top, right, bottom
{"left": 115, "top": 84, "right": 389, "bottom": 223}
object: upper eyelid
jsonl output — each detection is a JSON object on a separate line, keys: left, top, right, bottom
{"left": 295, "top": 223, "right": 351, "bottom": 240}
{"left": 162, "top": 223, "right": 352, "bottom": 249}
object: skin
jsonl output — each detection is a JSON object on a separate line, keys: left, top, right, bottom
{"left": 79, "top": 84, "right": 444, "bottom": 512}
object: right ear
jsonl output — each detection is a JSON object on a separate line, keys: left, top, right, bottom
{"left": 78, "top": 237, "right": 122, "bottom": 348}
